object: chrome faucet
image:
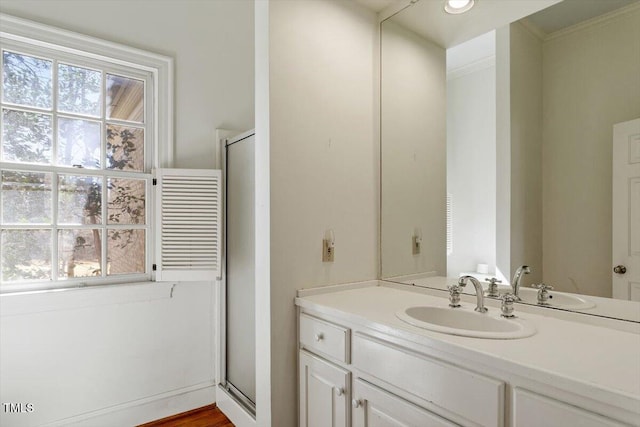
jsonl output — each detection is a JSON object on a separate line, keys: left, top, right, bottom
{"left": 511, "top": 265, "right": 531, "bottom": 300}
{"left": 458, "top": 275, "right": 488, "bottom": 313}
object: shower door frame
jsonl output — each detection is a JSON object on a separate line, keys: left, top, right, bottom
{"left": 216, "top": 129, "right": 257, "bottom": 425}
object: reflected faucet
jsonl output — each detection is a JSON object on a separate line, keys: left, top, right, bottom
{"left": 511, "top": 265, "right": 531, "bottom": 301}
{"left": 458, "top": 275, "right": 488, "bottom": 313}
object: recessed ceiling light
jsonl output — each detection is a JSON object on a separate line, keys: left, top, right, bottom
{"left": 444, "top": 0, "right": 475, "bottom": 14}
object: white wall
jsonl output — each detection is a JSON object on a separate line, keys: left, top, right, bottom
{"left": 0, "top": 1, "right": 254, "bottom": 425}
{"left": 268, "top": 1, "right": 378, "bottom": 425}
{"left": 380, "top": 19, "right": 446, "bottom": 279}
{"left": 494, "top": 22, "right": 544, "bottom": 286}
{"left": 445, "top": 22, "right": 543, "bottom": 285}
{"left": 495, "top": 26, "right": 512, "bottom": 283}
{"left": 0, "top": 283, "right": 215, "bottom": 427}
{"left": 509, "top": 21, "right": 543, "bottom": 286}
{"left": 254, "top": 1, "right": 271, "bottom": 425}
{"left": 446, "top": 54, "right": 497, "bottom": 278}
{"left": 542, "top": 6, "right": 640, "bottom": 296}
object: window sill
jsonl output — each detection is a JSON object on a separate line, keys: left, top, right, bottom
{"left": 0, "top": 281, "right": 176, "bottom": 316}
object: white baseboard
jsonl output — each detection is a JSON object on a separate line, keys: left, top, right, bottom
{"left": 42, "top": 382, "right": 216, "bottom": 427}
{"left": 216, "top": 385, "right": 256, "bottom": 427}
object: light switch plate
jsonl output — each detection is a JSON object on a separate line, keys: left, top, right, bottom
{"left": 412, "top": 235, "right": 421, "bottom": 255}
{"left": 323, "top": 239, "right": 335, "bottom": 262}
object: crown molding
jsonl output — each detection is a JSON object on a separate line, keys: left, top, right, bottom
{"left": 447, "top": 55, "right": 495, "bottom": 81}
{"left": 544, "top": 2, "right": 640, "bottom": 42}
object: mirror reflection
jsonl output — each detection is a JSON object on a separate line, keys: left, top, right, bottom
{"left": 380, "top": 0, "right": 640, "bottom": 321}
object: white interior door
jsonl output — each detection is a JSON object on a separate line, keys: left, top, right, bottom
{"left": 613, "top": 118, "right": 640, "bottom": 300}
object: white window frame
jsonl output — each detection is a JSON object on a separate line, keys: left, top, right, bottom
{"left": 0, "top": 14, "right": 174, "bottom": 293}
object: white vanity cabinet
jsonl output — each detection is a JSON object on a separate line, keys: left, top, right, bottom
{"left": 298, "top": 310, "right": 500, "bottom": 426}
{"left": 299, "top": 313, "right": 352, "bottom": 427}
{"left": 297, "top": 287, "right": 639, "bottom": 427}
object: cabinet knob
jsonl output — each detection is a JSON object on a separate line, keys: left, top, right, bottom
{"left": 314, "top": 333, "right": 324, "bottom": 342}
{"left": 335, "top": 387, "right": 344, "bottom": 396}
{"left": 614, "top": 265, "right": 627, "bottom": 274}
{"left": 352, "top": 399, "right": 362, "bottom": 408}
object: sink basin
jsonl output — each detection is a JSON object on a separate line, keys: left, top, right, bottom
{"left": 517, "top": 287, "right": 596, "bottom": 310}
{"left": 396, "top": 306, "right": 536, "bottom": 339}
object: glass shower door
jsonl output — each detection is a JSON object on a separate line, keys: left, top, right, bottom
{"left": 225, "top": 132, "right": 256, "bottom": 409}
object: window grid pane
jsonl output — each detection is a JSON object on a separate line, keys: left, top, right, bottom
{"left": 58, "top": 228, "right": 102, "bottom": 279}
{"left": 1, "top": 229, "right": 52, "bottom": 282}
{"left": 1, "top": 108, "right": 53, "bottom": 164}
{"left": 107, "top": 229, "right": 145, "bottom": 276}
{"left": 2, "top": 50, "right": 53, "bottom": 110}
{"left": 56, "top": 116, "right": 102, "bottom": 169}
{"left": 1, "top": 170, "right": 52, "bottom": 224}
{"left": 0, "top": 47, "right": 150, "bottom": 287}
{"left": 106, "top": 124, "right": 144, "bottom": 172}
{"left": 106, "top": 74, "right": 144, "bottom": 123}
{"left": 57, "top": 63, "right": 102, "bottom": 117}
{"left": 107, "top": 178, "right": 145, "bottom": 225}
{"left": 58, "top": 174, "right": 103, "bottom": 225}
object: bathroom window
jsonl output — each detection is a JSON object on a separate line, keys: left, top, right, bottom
{"left": 0, "top": 16, "right": 172, "bottom": 292}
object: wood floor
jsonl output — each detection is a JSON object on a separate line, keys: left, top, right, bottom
{"left": 138, "top": 404, "right": 234, "bottom": 427}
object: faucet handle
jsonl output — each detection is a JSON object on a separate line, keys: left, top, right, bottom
{"left": 531, "top": 283, "right": 554, "bottom": 305}
{"left": 485, "top": 277, "right": 502, "bottom": 297}
{"left": 500, "top": 293, "right": 517, "bottom": 318}
{"left": 448, "top": 284, "right": 463, "bottom": 308}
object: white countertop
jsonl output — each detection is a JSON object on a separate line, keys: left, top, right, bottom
{"left": 296, "top": 281, "right": 640, "bottom": 414}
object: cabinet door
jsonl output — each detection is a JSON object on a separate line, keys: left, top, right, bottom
{"left": 300, "top": 350, "right": 350, "bottom": 427}
{"left": 353, "top": 334, "right": 504, "bottom": 426}
{"left": 352, "top": 379, "right": 457, "bottom": 427}
{"left": 513, "top": 388, "right": 628, "bottom": 427}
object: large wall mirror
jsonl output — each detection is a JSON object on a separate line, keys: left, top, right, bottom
{"left": 380, "top": 0, "right": 640, "bottom": 321}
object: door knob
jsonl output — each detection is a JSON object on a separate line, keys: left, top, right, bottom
{"left": 614, "top": 265, "right": 627, "bottom": 274}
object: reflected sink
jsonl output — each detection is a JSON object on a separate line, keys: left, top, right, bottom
{"left": 396, "top": 306, "right": 536, "bottom": 339}
{"left": 517, "top": 287, "right": 596, "bottom": 310}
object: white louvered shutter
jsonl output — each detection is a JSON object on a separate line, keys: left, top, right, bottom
{"left": 155, "top": 168, "right": 222, "bottom": 281}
